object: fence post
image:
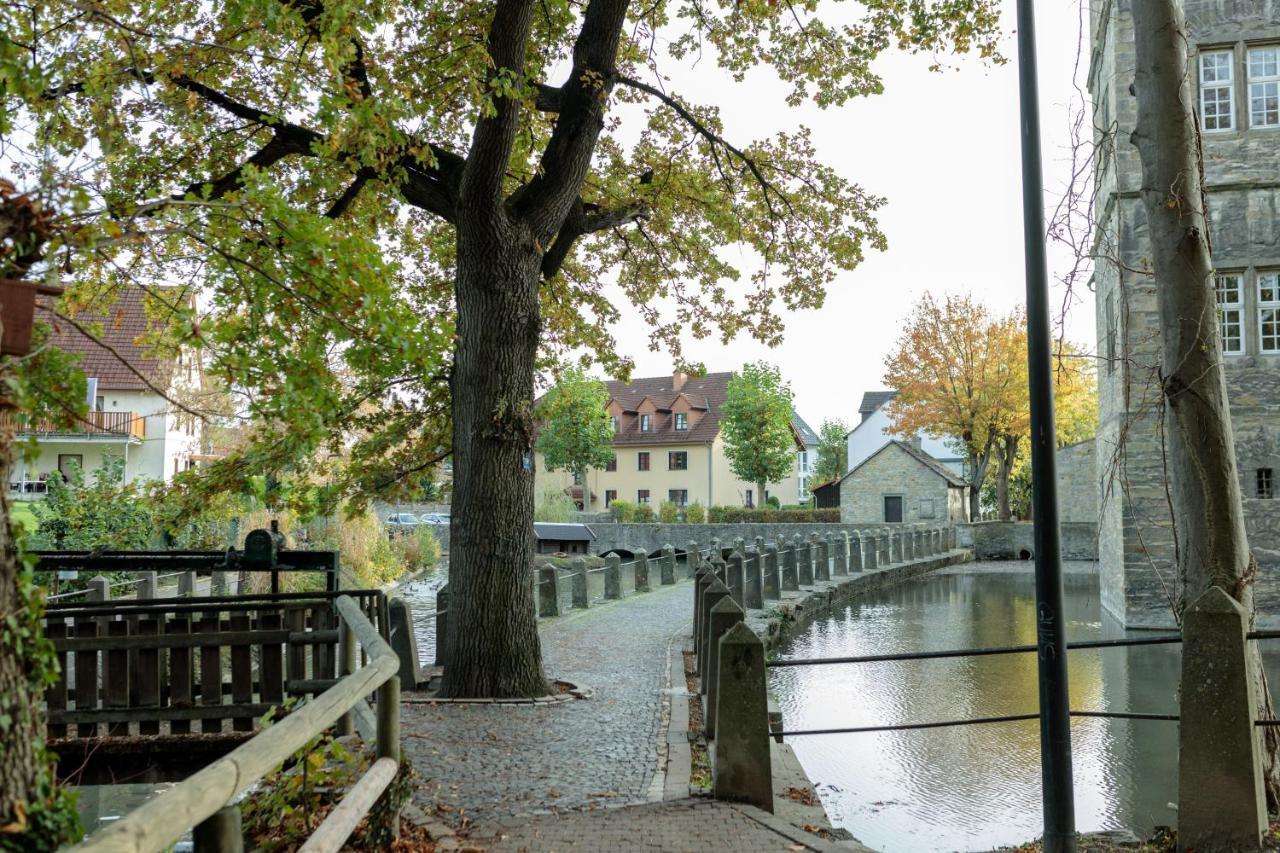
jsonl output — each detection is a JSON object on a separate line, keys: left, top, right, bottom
{"left": 797, "top": 535, "right": 813, "bottom": 586}
{"left": 178, "top": 571, "right": 197, "bottom": 597}
{"left": 780, "top": 542, "right": 799, "bottom": 591}
{"left": 892, "top": 530, "right": 904, "bottom": 563}
{"left": 605, "top": 554, "right": 623, "bottom": 600}
{"left": 850, "top": 534, "right": 863, "bottom": 572}
{"left": 713, "top": 622, "right": 773, "bottom": 812}
{"left": 388, "top": 598, "right": 422, "bottom": 691}
{"left": 763, "top": 544, "right": 780, "bottom": 600}
{"left": 1178, "top": 586, "right": 1266, "bottom": 849}
{"left": 693, "top": 567, "right": 714, "bottom": 666}
{"left": 571, "top": 558, "right": 590, "bottom": 609}
{"left": 704, "top": 596, "right": 745, "bottom": 740}
{"left": 814, "top": 534, "right": 830, "bottom": 582}
{"left": 902, "top": 528, "right": 914, "bottom": 562}
{"left": 338, "top": 616, "right": 356, "bottom": 736}
{"left": 378, "top": 668, "right": 401, "bottom": 763}
{"left": 726, "top": 549, "right": 745, "bottom": 605}
{"left": 210, "top": 571, "right": 229, "bottom": 596}
{"left": 660, "top": 544, "right": 677, "bottom": 585}
{"left": 138, "top": 571, "right": 158, "bottom": 601}
{"left": 686, "top": 540, "right": 700, "bottom": 578}
{"left": 539, "top": 568, "right": 560, "bottom": 618}
{"left": 87, "top": 575, "right": 110, "bottom": 602}
{"left": 434, "top": 585, "right": 449, "bottom": 667}
{"left": 744, "top": 547, "right": 763, "bottom": 610}
{"left": 698, "top": 578, "right": 732, "bottom": 678}
{"left": 710, "top": 537, "right": 722, "bottom": 560}
{"left": 833, "top": 532, "right": 848, "bottom": 576}
{"left": 709, "top": 552, "right": 726, "bottom": 585}
{"left": 634, "top": 552, "right": 651, "bottom": 593}
{"left": 193, "top": 805, "right": 244, "bottom": 853}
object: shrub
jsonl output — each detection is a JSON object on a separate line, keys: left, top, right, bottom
{"left": 658, "top": 501, "right": 679, "bottom": 523}
{"left": 30, "top": 455, "right": 154, "bottom": 551}
{"left": 766, "top": 495, "right": 781, "bottom": 509}
{"left": 685, "top": 501, "right": 706, "bottom": 524}
{"left": 308, "top": 507, "right": 403, "bottom": 590}
{"left": 702, "top": 507, "right": 840, "bottom": 523}
{"left": 391, "top": 524, "right": 442, "bottom": 575}
{"left": 610, "top": 500, "right": 636, "bottom": 522}
{"left": 707, "top": 504, "right": 727, "bottom": 523}
{"left": 634, "top": 504, "right": 656, "bottom": 522}
{"left": 534, "top": 480, "right": 578, "bottom": 522}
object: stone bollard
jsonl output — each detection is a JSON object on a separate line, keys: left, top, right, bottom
{"left": 903, "top": 529, "right": 914, "bottom": 562}
{"left": 389, "top": 597, "right": 423, "bottom": 691}
{"left": 710, "top": 537, "right": 722, "bottom": 560}
{"left": 177, "top": 571, "right": 197, "bottom": 598}
{"left": 687, "top": 539, "right": 701, "bottom": 578}
{"left": 744, "top": 547, "right": 763, "bottom": 610}
{"left": 797, "top": 536, "right": 813, "bottom": 586}
{"left": 726, "top": 549, "right": 745, "bottom": 605}
{"left": 709, "top": 552, "right": 727, "bottom": 584}
{"left": 571, "top": 558, "right": 590, "bottom": 609}
{"left": 435, "top": 586, "right": 450, "bottom": 667}
{"left": 698, "top": 578, "right": 733, "bottom": 678}
{"left": 920, "top": 528, "right": 932, "bottom": 557}
{"left": 892, "top": 530, "right": 903, "bottom": 563}
{"left": 865, "top": 535, "right": 879, "bottom": 570}
{"left": 781, "top": 542, "right": 799, "bottom": 591}
{"left": 713, "top": 622, "right": 774, "bottom": 812}
{"left": 763, "top": 544, "right": 781, "bottom": 600}
{"left": 1178, "top": 586, "right": 1267, "bottom": 849}
{"left": 880, "top": 530, "right": 891, "bottom": 565}
{"left": 815, "top": 534, "right": 831, "bottom": 582}
{"left": 849, "top": 534, "right": 863, "bottom": 572}
{"left": 138, "top": 571, "right": 159, "bottom": 601}
{"left": 934, "top": 528, "right": 942, "bottom": 554}
{"left": 661, "top": 544, "right": 677, "bottom": 585}
{"left": 733, "top": 536, "right": 746, "bottom": 555}
{"left": 605, "top": 554, "right": 623, "bottom": 599}
{"left": 704, "top": 597, "right": 746, "bottom": 740}
{"left": 539, "top": 567, "right": 561, "bottom": 617}
{"left": 834, "top": 532, "right": 848, "bottom": 576}
{"left": 753, "top": 536, "right": 765, "bottom": 554}
{"left": 694, "top": 566, "right": 713, "bottom": 660}
{"left": 634, "top": 552, "right": 651, "bottom": 593}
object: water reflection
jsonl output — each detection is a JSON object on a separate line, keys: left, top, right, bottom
{"left": 769, "top": 568, "right": 1260, "bottom": 853}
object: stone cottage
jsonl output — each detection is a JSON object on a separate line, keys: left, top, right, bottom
{"left": 1090, "top": 0, "right": 1280, "bottom": 627}
{"left": 838, "top": 440, "right": 967, "bottom": 525}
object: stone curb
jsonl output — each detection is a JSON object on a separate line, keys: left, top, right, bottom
{"left": 402, "top": 679, "right": 593, "bottom": 705}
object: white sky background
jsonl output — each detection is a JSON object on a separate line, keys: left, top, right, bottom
{"left": 601, "top": 0, "right": 1096, "bottom": 427}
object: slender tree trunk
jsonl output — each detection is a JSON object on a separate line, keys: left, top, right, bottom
{"left": 756, "top": 480, "right": 765, "bottom": 509}
{"left": 1131, "top": 0, "right": 1280, "bottom": 804}
{"left": 967, "top": 439, "right": 995, "bottom": 521}
{"left": 440, "top": 212, "right": 549, "bottom": 698}
{"left": 995, "top": 434, "right": 1018, "bottom": 521}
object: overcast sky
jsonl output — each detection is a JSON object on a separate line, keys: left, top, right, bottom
{"left": 603, "top": 0, "right": 1095, "bottom": 428}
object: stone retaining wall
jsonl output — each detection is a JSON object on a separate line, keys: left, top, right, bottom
{"left": 955, "top": 521, "right": 1098, "bottom": 561}
{"left": 589, "top": 522, "right": 947, "bottom": 557}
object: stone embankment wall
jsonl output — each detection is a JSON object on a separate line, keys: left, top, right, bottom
{"left": 589, "top": 522, "right": 931, "bottom": 556}
{"left": 956, "top": 521, "right": 1098, "bottom": 561}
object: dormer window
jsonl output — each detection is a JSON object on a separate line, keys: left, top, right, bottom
{"left": 610, "top": 416, "right": 619, "bottom": 433}
{"left": 674, "top": 413, "right": 688, "bottom": 431}
{"left": 640, "top": 414, "right": 652, "bottom": 432}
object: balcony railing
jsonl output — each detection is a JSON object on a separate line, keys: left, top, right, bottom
{"left": 0, "top": 410, "right": 145, "bottom": 439}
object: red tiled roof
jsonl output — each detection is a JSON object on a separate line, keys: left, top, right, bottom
{"left": 604, "top": 372, "right": 733, "bottom": 446}
{"left": 37, "top": 287, "right": 183, "bottom": 391}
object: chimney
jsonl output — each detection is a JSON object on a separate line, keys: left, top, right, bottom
{"left": 910, "top": 435, "right": 923, "bottom": 452}
{"left": 672, "top": 370, "right": 688, "bottom": 391}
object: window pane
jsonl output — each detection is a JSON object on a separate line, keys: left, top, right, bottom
{"left": 1250, "top": 48, "right": 1279, "bottom": 80}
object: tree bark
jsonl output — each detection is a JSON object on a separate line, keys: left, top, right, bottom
{"left": 756, "top": 480, "right": 765, "bottom": 509}
{"left": 995, "top": 434, "right": 1019, "bottom": 521}
{"left": 1131, "top": 0, "right": 1280, "bottom": 804}
{"left": 967, "top": 437, "right": 995, "bottom": 521}
{"left": 440, "top": 212, "right": 549, "bottom": 698}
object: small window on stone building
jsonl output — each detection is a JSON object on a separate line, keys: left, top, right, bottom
{"left": 883, "top": 495, "right": 903, "bottom": 523}
{"left": 1248, "top": 47, "right": 1280, "bottom": 128}
{"left": 637, "top": 489, "right": 650, "bottom": 505}
{"left": 1259, "top": 468, "right": 1274, "bottom": 500}
{"left": 1200, "top": 50, "right": 1235, "bottom": 132}
{"left": 1259, "top": 273, "right": 1280, "bottom": 353}
{"left": 919, "top": 498, "right": 936, "bottom": 519}
{"left": 1215, "top": 273, "right": 1245, "bottom": 353}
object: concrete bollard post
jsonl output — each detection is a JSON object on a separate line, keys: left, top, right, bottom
{"left": 732, "top": 536, "right": 746, "bottom": 555}
{"left": 865, "top": 534, "right": 879, "bottom": 570}
{"left": 693, "top": 566, "right": 713, "bottom": 660}
{"left": 178, "top": 571, "right": 197, "bottom": 598}
{"left": 710, "top": 537, "right": 722, "bottom": 560}
{"left": 815, "top": 534, "right": 830, "bottom": 582}
{"left": 713, "top": 622, "right": 774, "bottom": 812}
{"left": 781, "top": 542, "right": 799, "bottom": 591}
{"left": 744, "top": 547, "right": 763, "bottom": 610}
{"left": 726, "top": 549, "right": 745, "bottom": 605}
{"left": 571, "top": 558, "right": 590, "bottom": 609}
{"left": 698, "top": 578, "right": 733, "bottom": 678}
{"left": 903, "top": 529, "right": 913, "bottom": 562}
{"left": 1178, "top": 586, "right": 1267, "bottom": 850}
{"left": 634, "top": 552, "right": 651, "bottom": 592}
{"left": 687, "top": 540, "right": 701, "bottom": 578}
{"left": 920, "top": 528, "right": 930, "bottom": 557}
{"left": 709, "top": 552, "right": 727, "bottom": 585}
{"left": 880, "top": 530, "right": 892, "bottom": 565}
{"left": 388, "top": 597, "right": 423, "bottom": 691}
{"left": 210, "top": 571, "right": 228, "bottom": 596}
{"left": 934, "top": 528, "right": 943, "bottom": 554}
{"left": 661, "top": 544, "right": 677, "bottom": 585}
{"left": 138, "top": 571, "right": 159, "bottom": 601}
{"left": 892, "top": 530, "right": 903, "bottom": 563}
{"left": 850, "top": 535, "right": 863, "bottom": 572}
{"left": 834, "top": 532, "right": 848, "bottom": 576}
{"left": 763, "top": 544, "right": 781, "bottom": 600}
{"left": 797, "top": 536, "right": 813, "bottom": 586}
{"left": 704, "top": 597, "right": 746, "bottom": 740}
{"left": 434, "top": 586, "right": 450, "bottom": 667}
{"left": 605, "top": 554, "right": 623, "bottom": 599}
{"left": 539, "top": 567, "right": 560, "bottom": 617}
{"left": 753, "top": 536, "right": 765, "bottom": 554}
{"left": 86, "top": 574, "right": 111, "bottom": 603}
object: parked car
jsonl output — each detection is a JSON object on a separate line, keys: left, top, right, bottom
{"left": 385, "top": 513, "right": 419, "bottom": 534}
{"left": 419, "top": 513, "right": 450, "bottom": 525}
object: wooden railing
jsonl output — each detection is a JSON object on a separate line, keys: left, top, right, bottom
{"left": 72, "top": 594, "right": 401, "bottom": 853}
{"left": 0, "top": 409, "right": 145, "bottom": 438}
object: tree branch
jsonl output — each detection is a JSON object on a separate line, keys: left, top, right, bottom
{"left": 539, "top": 199, "right": 648, "bottom": 278}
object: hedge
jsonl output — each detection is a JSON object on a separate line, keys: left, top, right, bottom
{"left": 705, "top": 506, "right": 840, "bottom": 524}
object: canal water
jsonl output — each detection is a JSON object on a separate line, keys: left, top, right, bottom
{"left": 769, "top": 564, "right": 1277, "bottom": 853}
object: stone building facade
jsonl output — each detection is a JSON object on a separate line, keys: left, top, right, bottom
{"left": 838, "top": 440, "right": 967, "bottom": 525}
{"left": 1056, "top": 439, "right": 1098, "bottom": 526}
{"left": 1090, "top": 1, "right": 1280, "bottom": 627}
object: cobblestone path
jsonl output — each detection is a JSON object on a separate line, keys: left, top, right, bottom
{"left": 402, "top": 580, "right": 692, "bottom": 824}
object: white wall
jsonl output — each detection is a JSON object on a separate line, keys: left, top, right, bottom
{"left": 845, "top": 406, "right": 964, "bottom": 474}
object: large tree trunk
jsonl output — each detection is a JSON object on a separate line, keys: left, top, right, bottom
{"left": 995, "top": 434, "right": 1018, "bottom": 521}
{"left": 1131, "top": 0, "right": 1280, "bottom": 804}
{"left": 440, "top": 212, "right": 549, "bottom": 699}
{"left": 967, "top": 438, "right": 995, "bottom": 521}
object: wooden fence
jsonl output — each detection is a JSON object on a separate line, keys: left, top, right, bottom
{"left": 72, "top": 594, "right": 401, "bottom": 853}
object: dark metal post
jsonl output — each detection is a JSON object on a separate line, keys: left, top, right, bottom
{"left": 1015, "top": 1, "right": 1075, "bottom": 849}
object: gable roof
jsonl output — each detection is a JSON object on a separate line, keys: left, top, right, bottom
{"left": 858, "top": 390, "right": 897, "bottom": 416}
{"left": 791, "top": 414, "right": 819, "bottom": 448}
{"left": 604, "top": 372, "right": 730, "bottom": 446}
{"left": 839, "top": 439, "right": 967, "bottom": 488}
{"left": 534, "top": 522, "right": 596, "bottom": 542}
{"left": 37, "top": 287, "right": 186, "bottom": 391}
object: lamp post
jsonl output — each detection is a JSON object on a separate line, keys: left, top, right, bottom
{"left": 1015, "top": 0, "right": 1076, "bottom": 850}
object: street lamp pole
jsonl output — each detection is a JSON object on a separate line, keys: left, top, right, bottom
{"left": 1014, "top": 1, "right": 1076, "bottom": 850}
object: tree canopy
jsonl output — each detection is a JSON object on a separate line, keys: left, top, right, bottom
{"left": 812, "top": 418, "right": 850, "bottom": 484}
{"left": 721, "top": 362, "right": 796, "bottom": 504}
{"left": 535, "top": 366, "right": 615, "bottom": 484}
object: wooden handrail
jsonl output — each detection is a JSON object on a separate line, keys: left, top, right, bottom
{"left": 72, "top": 595, "right": 400, "bottom": 853}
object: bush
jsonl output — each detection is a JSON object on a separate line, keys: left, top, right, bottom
{"left": 534, "top": 481, "right": 578, "bottom": 522}
{"left": 658, "top": 501, "right": 679, "bottom": 523}
{"left": 685, "top": 501, "right": 706, "bottom": 524}
{"left": 766, "top": 495, "right": 781, "bottom": 509}
{"left": 307, "top": 507, "right": 403, "bottom": 590}
{"left": 634, "top": 503, "right": 656, "bottom": 522}
{"left": 30, "top": 455, "right": 154, "bottom": 551}
{"left": 391, "top": 524, "right": 442, "bottom": 575}
{"left": 704, "top": 506, "right": 840, "bottom": 523}
{"left": 610, "top": 500, "right": 636, "bottom": 522}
